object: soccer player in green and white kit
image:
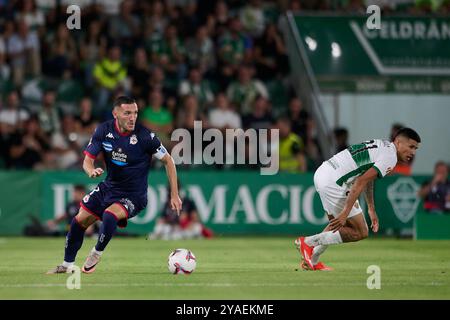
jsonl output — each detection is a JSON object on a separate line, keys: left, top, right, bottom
{"left": 295, "top": 128, "right": 421, "bottom": 271}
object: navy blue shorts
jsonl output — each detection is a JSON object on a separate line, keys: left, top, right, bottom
{"left": 80, "top": 182, "right": 147, "bottom": 228}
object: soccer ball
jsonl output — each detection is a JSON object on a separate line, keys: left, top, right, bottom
{"left": 168, "top": 248, "right": 197, "bottom": 274}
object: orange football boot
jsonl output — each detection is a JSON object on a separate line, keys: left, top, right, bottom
{"left": 294, "top": 237, "right": 314, "bottom": 270}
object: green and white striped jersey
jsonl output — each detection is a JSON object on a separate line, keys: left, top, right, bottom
{"left": 326, "top": 139, "right": 398, "bottom": 187}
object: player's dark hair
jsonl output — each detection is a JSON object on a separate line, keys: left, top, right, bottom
{"left": 393, "top": 127, "right": 421, "bottom": 143}
{"left": 113, "top": 96, "right": 136, "bottom": 108}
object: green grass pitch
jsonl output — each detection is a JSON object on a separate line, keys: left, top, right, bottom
{"left": 0, "top": 237, "right": 449, "bottom": 299}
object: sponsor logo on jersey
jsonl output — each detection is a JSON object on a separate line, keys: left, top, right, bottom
{"left": 106, "top": 132, "right": 114, "bottom": 139}
{"left": 111, "top": 149, "right": 128, "bottom": 166}
{"left": 130, "top": 134, "right": 138, "bottom": 145}
{"left": 102, "top": 142, "right": 113, "bottom": 152}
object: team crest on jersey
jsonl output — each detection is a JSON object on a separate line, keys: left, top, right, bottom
{"left": 130, "top": 134, "right": 138, "bottom": 145}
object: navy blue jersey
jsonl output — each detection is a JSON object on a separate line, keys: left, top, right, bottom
{"left": 84, "top": 120, "right": 166, "bottom": 198}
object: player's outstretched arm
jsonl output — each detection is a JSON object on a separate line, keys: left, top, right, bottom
{"left": 364, "top": 180, "right": 379, "bottom": 232}
{"left": 330, "top": 167, "right": 378, "bottom": 232}
{"left": 83, "top": 155, "right": 104, "bottom": 178}
{"left": 160, "top": 153, "right": 182, "bottom": 215}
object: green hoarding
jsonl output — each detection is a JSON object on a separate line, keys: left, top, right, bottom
{"left": 292, "top": 14, "right": 450, "bottom": 93}
{"left": 40, "top": 171, "right": 328, "bottom": 235}
{"left": 0, "top": 171, "right": 40, "bottom": 235}
{"left": 0, "top": 170, "right": 432, "bottom": 236}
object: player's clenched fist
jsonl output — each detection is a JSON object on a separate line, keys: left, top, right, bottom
{"left": 89, "top": 168, "right": 104, "bottom": 178}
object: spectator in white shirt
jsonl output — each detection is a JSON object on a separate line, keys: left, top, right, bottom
{"left": 208, "top": 93, "right": 242, "bottom": 165}
{"left": 16, "top": 0, "right": 45, "bottom": 31}
{"left": 0, "top": 90, "right": 30, "bottom": 132}
{"left": 7, "top": 20, "right": 40, "bottom": 86}
{"left": 179, "top": 67, "right": 214, "bottom": 112}
{"left": 239, "top": 0, "right": 266, "bottom": 38}
{"left": 208, "top": 93, "right": 242, "bottom": 131}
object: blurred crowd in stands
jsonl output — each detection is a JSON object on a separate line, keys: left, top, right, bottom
{"left": 0, "top": 0, "right": 448, "bottom": 173}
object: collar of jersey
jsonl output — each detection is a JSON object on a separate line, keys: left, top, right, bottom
{"left": 114, "top": 119, "right": 132, "bottom": 137}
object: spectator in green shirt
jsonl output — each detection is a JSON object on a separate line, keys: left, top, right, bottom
{"left": 140, "top": 89, "right": 173, "bottom": 147}
{"left": 226, "top": 64, "right": 269, "bottom": 115}
{"left": 150, "top": 24, "right": 187, "bottom": 81}
{"left": 217, "top": 17, "right": 253, "bottom": 88}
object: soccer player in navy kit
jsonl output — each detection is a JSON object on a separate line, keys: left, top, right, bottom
{"left": 47, "top": 96, "right": 182, "bottom": 274}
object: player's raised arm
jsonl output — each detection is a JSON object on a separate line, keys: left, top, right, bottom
{"left": 329, "top": 167, "right": 379, "bottom": 232}
{"left": 160, "top": 153, "right": 182, "bottom": 215}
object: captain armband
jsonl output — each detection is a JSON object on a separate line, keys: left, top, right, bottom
{"left": 154, "top": 144, "right": 168, "bottom": 160}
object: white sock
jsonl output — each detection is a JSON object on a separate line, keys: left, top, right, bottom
{"left": 62, "top": 261, "right": 74, "bottom": 268}
{"left": 311, "top": 245, "right": 328, "bottom": 265}
{"left": 92, "top": 247, "right": 103, "bottom": 255}
{"left": 305, "top": 231, "right": 343, "bottom": 247}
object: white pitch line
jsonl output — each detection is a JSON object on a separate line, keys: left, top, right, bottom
{"left": 0, "top": 282, "right": 445, "bottom": 288}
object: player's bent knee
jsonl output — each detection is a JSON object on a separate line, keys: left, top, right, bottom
{"left": 361, "top": 230, "right": 369, "bottom": 240}
{"left": 75, "top": 216, "right": 96, "bottom": 229}
{"left": 75, "top": 210, "right": 98, "bottom": 229}
{"left": 358, "top": 227, "right": 369, "bottom": 240}
{"left": 104, "top": 205, "right": 128, "bottom": 228}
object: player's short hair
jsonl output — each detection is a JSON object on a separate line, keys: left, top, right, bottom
{"left": 113, "top": 96, "right": 136, "bottom": 108}
{"left": 393, "top": 127, "right": 421, "bottom": 143}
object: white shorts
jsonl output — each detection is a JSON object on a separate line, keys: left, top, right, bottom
{"left": 313, "top": 161, "right": 363, "bottom": 219}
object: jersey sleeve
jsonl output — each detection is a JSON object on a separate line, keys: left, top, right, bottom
{"left": 373, "top": 147, "right": 397, "bottom": 178}
{"left": 144, "top": 131, "right": 168, "bottom": 160}
{"left": 84, "top": 125, "right": 103, "bottom": 159}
